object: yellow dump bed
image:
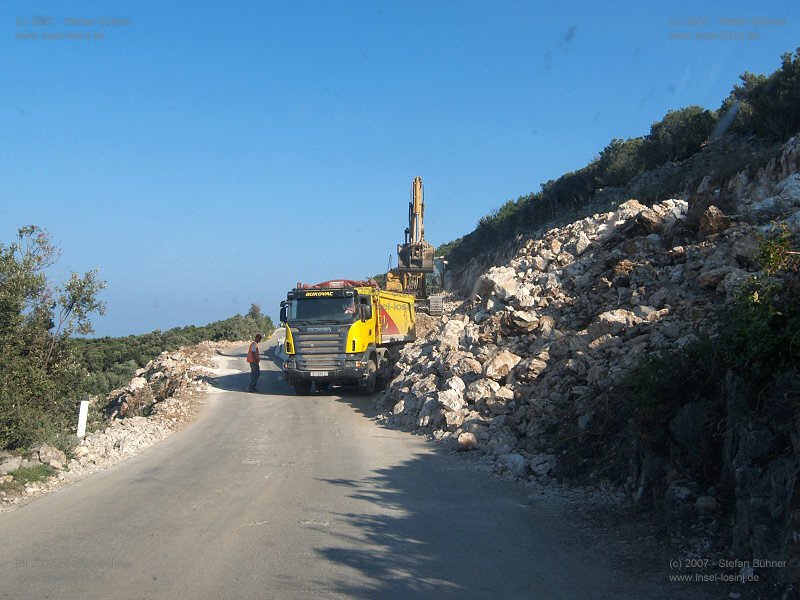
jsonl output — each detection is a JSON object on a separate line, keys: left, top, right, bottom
{"left": 375, "top": 289, "right": 416, "bottom": 345}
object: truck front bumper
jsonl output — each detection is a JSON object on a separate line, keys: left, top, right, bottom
{"left": 282, "top": 365, "right": 366, "bottom": 385}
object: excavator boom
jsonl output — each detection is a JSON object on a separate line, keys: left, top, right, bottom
{"left": 389, "top": 176, "right": 445, "bottom": 315}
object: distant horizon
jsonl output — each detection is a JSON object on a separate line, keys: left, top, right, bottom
{"left": 3, "top": 0, "right": 796, "bottom": 337}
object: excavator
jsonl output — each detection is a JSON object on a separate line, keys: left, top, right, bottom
{"left": 385, "top": 176, "right": 446, "bottom": 316}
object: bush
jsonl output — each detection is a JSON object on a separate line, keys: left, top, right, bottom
{"left": 720, "top": 224, "right": 800, "bottom": 387}
{"left": 641, "top": 106, "right": 717, "bottom": 169}
{"left": 623, "top": 227, "right": 800, "bottom": 486}
{"left": 626, "top": 338, "right": 722, "bottom": 447}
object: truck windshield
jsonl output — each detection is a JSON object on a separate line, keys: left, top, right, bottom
{"left": 290, "top": 297, "right": 356, "bottom": 323}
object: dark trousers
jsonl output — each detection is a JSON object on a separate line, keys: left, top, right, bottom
{"left": 248, "top": 362, "right": 260, "bottom": 391}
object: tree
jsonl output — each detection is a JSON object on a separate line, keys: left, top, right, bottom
{"left": 594, "top": 137, "right": 646, "bottom": 187}
{"left": 722, "top": 49, "right": 800, "bottom": 140}
{"left": 0, "top": 226, "right": 106, "bottom": 450}
{"left": 642, "top": 106, "right": 718, "bottom": 169}
{"left": 246, "top": 303, "right": 262, "bottom": 320}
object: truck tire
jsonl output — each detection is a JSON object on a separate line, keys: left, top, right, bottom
{"left": 359, "top": 358, "right": 377, "bottom": 396}
{"left": 293, "top": 381, "right": 312, "bottom": 396}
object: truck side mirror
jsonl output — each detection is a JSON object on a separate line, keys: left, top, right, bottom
{"left": 361, "top": 305, "right": 372, "bottom": 321}
{"left": 279, "top": 301, "right": 287, "bottom": 323}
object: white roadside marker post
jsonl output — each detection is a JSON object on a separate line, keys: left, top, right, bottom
{"left": 77, "top": 398, "right": 89, "bottom": 438}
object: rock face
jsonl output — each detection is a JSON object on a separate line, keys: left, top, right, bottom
{"left": 374, "top": 135, "right": 800, "bottom": 567}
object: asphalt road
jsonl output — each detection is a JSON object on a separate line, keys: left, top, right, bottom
{"left": 0, "top": 342, "right": 676, "bottom": 599}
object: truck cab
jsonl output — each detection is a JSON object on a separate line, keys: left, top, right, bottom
{"left": 279, "top": 280, "right": 415, "bottom": 396}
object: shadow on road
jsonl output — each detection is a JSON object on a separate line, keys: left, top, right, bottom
{"left": 308, "top": 453, "right": 618, "bottom": 599}
{"left": 314, "top": 460, "right": 480, "bottom": 598}
{"left": 309, "top": 455, "right": 674, "bottom": 599}
{"left": 209, "top": 369, "right": 294, "bottom": 396}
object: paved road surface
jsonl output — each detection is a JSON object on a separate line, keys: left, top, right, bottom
{"left": 0, "top": 342, "right": 677, "bottom": 599}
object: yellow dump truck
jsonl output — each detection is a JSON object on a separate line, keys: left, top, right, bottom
{"left": 279, "top": 279, "right": 416, "bottom": 395}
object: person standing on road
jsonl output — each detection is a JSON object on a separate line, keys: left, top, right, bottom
{"left": 246, "top": 333, "right": 263, "bottom": 392}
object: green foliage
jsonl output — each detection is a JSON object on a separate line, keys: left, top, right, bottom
{"left": 0, "top": 463, "right": 55, "bottom": 495}
{"left": 0, "top": 226, "right": 105, "bottom": 451}
{"left": 595, "top": 137, "right": 646, "bottom": 187}
{"left": 438, "top": 49, "right": 800, "bottom": 270}
{"left": 72, "top": 310, "right": 275, "bottom": 397}
{"left": 0, "top": 225, "right": 275, "bottom": 452}
{"left": 11, "top": 463, "right": 54, "bottom": 483}
{"left": 724, "top": 49, "right": 800, "bottom": 140}
{"left": 720, "top": 225, "right": 800, "bottom": 383}
{"left": 626, "top": 338, "right": 722, "bottom": 447}
{"left": 626, "top": 227, "right": 799, "bottom": 460}
{"left": 641, "top": 106, "right": 717, "bottom": 169}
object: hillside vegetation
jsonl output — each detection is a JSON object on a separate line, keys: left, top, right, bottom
{"left": 0, "top": 225, "right": 273, "bottom": 452}
{"left": 439, "top": 49, "right": 800, "bottom": 270}
{"left": 71, "top": 304, "right": 274, "bottom": 396}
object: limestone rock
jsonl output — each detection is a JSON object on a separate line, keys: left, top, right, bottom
{"left": 529, "top": 454, "right": 557, "bottom": 476}
{"left": 37, "top": 443, "right": 67, "bottom": 469}
{"left": 457, "top": 432, "right": 478, "bottom": 451}
{"left": 437, "top": 389, "right": 465, "bottom": 413}
{"left": 483, "top": 350, "right": 522, "bottom": 381}
{"left": 0, "top": 456, "right": 22, "bottom": 475}
{"left": 588, "top": 309, "right": 640, "bottom": 337}
{"left": 499, "top": 453, "right": 528, "bottom": 477}
{"left": 465, "top": 379, "right": 500, "bottom": 404}
{"left": 699, "top": 205, "right": 731, "bottom": 237}
{"left": 480, "top": 266, "right": 521, "bottom": 301}
{"left": 575, "top": 232, "right": 591, "bottom": 255}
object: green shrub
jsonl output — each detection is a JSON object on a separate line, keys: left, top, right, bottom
{"left": 0, "top": 463, "right": 55, "bottom": 494}
{"left": 641, "top": 106, "right": 718, "bottom": 169}
{"left": 720, "top": 225, "right": 800, "bottom": 387}
{"left": 624, "top": 227, "right": 799, "bottom": 477}
{"left": 626, "top": 338, "right": 722, "bottom": 447}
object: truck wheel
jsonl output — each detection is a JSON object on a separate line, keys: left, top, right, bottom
{"left": 293, "top": 381, "right": 312, "bottom": 396}
{"left": 359, "top": 359, "right": 377, "bottom": 396}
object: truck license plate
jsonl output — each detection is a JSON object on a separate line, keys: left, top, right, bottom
{"left": 310, "top": 371, "right": 328, "bottom": 377}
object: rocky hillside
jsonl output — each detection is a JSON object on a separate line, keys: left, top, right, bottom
{"left": 376, "top": 136, "right": 800, "bottom": 582}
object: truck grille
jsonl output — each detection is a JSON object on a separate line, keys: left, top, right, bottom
{"left": 290, "top": 326, "right": 348, "bottom": 370}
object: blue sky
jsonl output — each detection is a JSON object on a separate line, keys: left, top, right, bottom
{"left": 1, "top": 1, "right": 796, "bottom": 336}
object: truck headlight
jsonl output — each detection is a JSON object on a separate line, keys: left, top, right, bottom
{"left": 283, "top": 360, "right": 296, "bottom": 370}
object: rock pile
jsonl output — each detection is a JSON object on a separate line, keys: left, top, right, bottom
{"left": 0, "top": 341, "right": 228, "bottom": 512}
{"left": 378, "top": 195, "right": 765, "bottom": 462}
{"left": 375, "top": 135, "right": 800, "bottom": 565}
{"left": 104, "top": 341, "right": 222, "bottom": 418}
